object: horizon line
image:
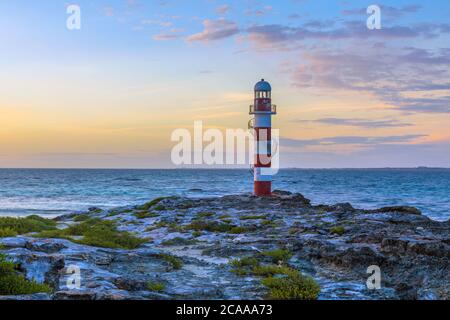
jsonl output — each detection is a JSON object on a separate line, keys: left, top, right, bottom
{"left": 0, "top": 167, "right": 448, "bottom": 170}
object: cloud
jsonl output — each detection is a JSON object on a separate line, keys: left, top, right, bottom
{"left": 246, "top": 22, "right": 450, "bottom": 50}
{"left": 152, "top": 33, "right": 180, "bottom": 41}
{"left": 387, "top": 96, "right": 450, "bottom": 114}
{"left": 141, "top": 19, "right": 173, "bottom": 27}
{"left": 187, "top": 18, "right": 239, "bottom": 42}
{"left": 103, "top": 6, "right": 114, "bottom": 17}
{"left": 281, "top": 134, "right": 427, "bottom": 148}
{"left": 342, "top": 5, "right": 422, "bottom": 18}
{"left": 216, "top": 4, "right": 230, "bottom": 15}
{"left": 296, "top": 118, "right": 413, "bottom": 129}
{"left": 286, "top": 45, "right": 450, "bottom": 114}
{"left": 245, "top": 6, "right": 273, "bottom": 16}
{"left": 125, "top": 0, "right": 140, "bottom": 8}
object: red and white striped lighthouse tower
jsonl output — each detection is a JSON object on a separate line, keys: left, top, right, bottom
{"left": 250, "top": 79, "right": 277, "bottom": 196}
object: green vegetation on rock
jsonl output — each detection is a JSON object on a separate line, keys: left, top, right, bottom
{"left": 35, "top": 218, "right": 146, "bottom": 249}
{"left": 147, "top": 281, "right": 166, "bottom": 292}
{"left": 229, "top": 250, "right": 320, "bottom": 300}
{"left": 240, "top": 215, "right": 267, "bottom": 220}
{"left": 330, "top": 226, "right": 346, "bottom": 236}
{"left": 0, "top": 254, "right": 51, "bottom": 295}
{"left": 261, "top": 219, "right": 279, "bottom": 228}
{"left": 73, "top": 214, "right": 91, "bottom": 222}
{"left": 177, "top": 201, "right": 195, "bottom": 209}
{"left": 196, "top": 212, "right": 215, "bottom": 218}
{"left": 0, "top": 215, "right": 57, "bottom": 237}
{"left": 0, "top": 227, "right": 18, "bottom": 238}
{"left": 161, "top": 237, "right": 197, "bottom": 246}
{"left": 137, "top": 197, "right": 167, "bottom": 211}
{"left": 261, "top": 249, "right": 292, "bottom": 264}
{"left": 229, "top": 226, "right": 254, "bottom": 234}
{"left": 133, "top": 211, "right": 160, "bottom": 219}
{"left": 230, "top": 257, "right": 259, "bottom": 275}
{"left": 160, "top": 253, "right": 183, "bottom": 270}
{"left": 261, "top": 270, "right": 320, "bottom": 300}
{"left": 192, "top": 231, "right": 202, "bottom": 238}
{"left": 185, "top": 220, "right": 234, "bottom": 233}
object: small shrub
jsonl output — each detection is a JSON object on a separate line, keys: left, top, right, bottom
{"left": 107, "top": 211, "right": 121, "bottom": 217}
{"left": 229, "top": 254, "right": 320, "bottom": 300}
{"left": 0, "top": 255, "right": 51, "bottom": 295}
{"left": 73, "top": 214, "right": 90, "bottom": 222}
{"left": 230, "top": 257, "right": 260, "bottom": 275}
{"left": 196, "top": 212, "right": 215, "bottom": 218}
{"left": 0, "top": 216, "right": 57, "bottom": 236}
{"left": 231, "top": 257, "right": 260, "bottom": 268}
{"left": 177, "top": 201, "right": 195, "bottom": 209}
{"left": 154, "top": 221, "right": 168, "bottom": 228}
{"left": 240, "top": 215, "right": 267, "bottom": 220}
{"left": 0, "top": 227, "right": 18, "bottom": 238}
{"left": 137, "top": 197, "right": 167, "bottom": 211}
{"left": 192, "top": 231, "right": 202, "bottom": 238}
{"left": 133, "top": 211, "right": 159, "bottom": 219}
{"left": 35, "top": 229, "right": 70, "bottom": 240}
{"left": 252, "top": 265, "right": 294, "bottom": 277}
{"left": 261, "top": 220, "right": 278, "bottom": 228}
{"left": 261, "top": 271, "right": 320, "bottom": 300}
{"left": 185, "top": 220, "right": 234, "bottom": 233}
{"left": 161, "top": 237, "right": 197, "bottom": 246}
{"left": 160, "top": 254, "right": 183, "bottom": 270}
{"left": 35, "top": 218, "right": 146, "bottom": 249}
{"left": 330, "top": 226, "right": 346, "bottom": 236}
{"left": 229, "top": 226, "right": 253, "bottom": 234}
{"left": 147, "top": 281, "right": 165, "bottom": 292}
{"left": 261, "top": 249, "right": 292, "bottom": 264}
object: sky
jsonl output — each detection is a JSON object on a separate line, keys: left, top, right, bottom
{"left": 0, "top": 0, "right": 449, "bottom": 168}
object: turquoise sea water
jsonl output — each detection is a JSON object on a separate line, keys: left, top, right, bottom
{"left": 0, "top": 168, "right": 448, "bottom": 221}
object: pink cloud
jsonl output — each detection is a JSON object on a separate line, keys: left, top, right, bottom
{"left": 187, "top": 18, "right": 239, "bottom": 42}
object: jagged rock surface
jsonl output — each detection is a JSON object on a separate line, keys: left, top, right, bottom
{"left": 1, "top": 191, "right": 448, "bottom": 300}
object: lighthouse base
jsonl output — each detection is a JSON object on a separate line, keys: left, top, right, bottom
{"left": 254, "top": 181, "right": 271, "bottom": 196}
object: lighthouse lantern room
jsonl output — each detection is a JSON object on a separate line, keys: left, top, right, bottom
{"left": 249, "top": 79, "right": 277, "bottom": 196}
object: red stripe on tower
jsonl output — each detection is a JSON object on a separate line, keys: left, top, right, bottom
{"left": 249, "top": 79, "right": 277, "bottom": 196}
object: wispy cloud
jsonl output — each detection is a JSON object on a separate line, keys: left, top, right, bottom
{"left": 216, "top": 4, "right": 230, "bottom": 15}
{"left": 187, "top": 18, "right": 239, "bottom": 42}
{"left": 281, "top": 134, "right": 427, "bottom": 148}
{"left": 103, "top": 6, "right": 115, "bottom": 17}
{"left": 296, "top": 118, "right": 413, "bottom": 129}
{"left": 342, "top": 5, "right": 422, "bottom": 18}
{"left": 152, "top": 33, "right": 180, "bottom": 41}
{"left": 245, "top": 22, "right": 450, "bottom": 51}
{"left": 286, "top": 45, "right": 450, "bottom": 114}
{"left": 141, "top": 19, "right": 173, "bottom": 27}
{"left": 245, "top": 5, "right": 273, "bottom": 17}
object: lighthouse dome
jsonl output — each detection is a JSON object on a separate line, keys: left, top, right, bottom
{"left": 254, "top": 79, "right": 271, "bottom": 91}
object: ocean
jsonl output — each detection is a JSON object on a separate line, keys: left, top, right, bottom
{"left": 0, "top": 168, "right": 448, "bottom": 221}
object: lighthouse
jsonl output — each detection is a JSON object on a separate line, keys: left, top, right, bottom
{"left": 249, "top": 79, "right": 277, "bottom": 196}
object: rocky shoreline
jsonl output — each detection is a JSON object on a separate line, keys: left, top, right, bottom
{"left": 1, "top": 191, "right": 449, "bottom": 300}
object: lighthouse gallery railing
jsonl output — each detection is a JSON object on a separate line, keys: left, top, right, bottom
{"left": 249, "top": 105, "right": 277, "bottom": 114}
